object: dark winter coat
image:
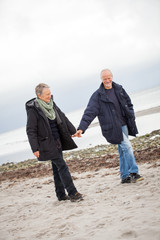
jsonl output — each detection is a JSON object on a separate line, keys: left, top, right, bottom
{"left": 78, "top": 82, "right": 138, "bottom": 144}
{"left": 25, "top": 98, "right": 77, "bottom": 161}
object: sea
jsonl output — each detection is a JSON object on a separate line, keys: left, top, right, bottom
{"left": 0, "top": 86, "right": 160, "bottom": 165}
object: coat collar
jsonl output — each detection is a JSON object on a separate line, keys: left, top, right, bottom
{"left": 98, "top": 82, "right": 122, "bottom": 93}
{"left": 26, "top": 96, "right": 56, "bottom": 127}
{"left": 97, "top": 82, "right": 122, "bottom": 102}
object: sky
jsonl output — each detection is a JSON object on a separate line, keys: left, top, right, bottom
{"left": 0, "top": 0, "right": 160, "bottom": 134}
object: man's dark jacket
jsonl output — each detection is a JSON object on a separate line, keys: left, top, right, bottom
{"left": 78, "top": 82, "right": 138, "bottom": 144}
{"left": 25, "top": 98, "right": 77, "bottom": 161}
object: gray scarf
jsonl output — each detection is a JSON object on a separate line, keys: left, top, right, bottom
{"left": 36, "top": 98, "right": 56, "bottom": 120}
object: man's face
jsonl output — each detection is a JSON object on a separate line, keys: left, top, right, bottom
{"left": 38, "top": 88, "right": 51, "bottom": 103}
{"left": 101, "top": 70, "right": 113, "bottom": 89}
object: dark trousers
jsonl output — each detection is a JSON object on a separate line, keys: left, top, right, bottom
{"left": 51, "top": 150, "right": 77, "bottom": 200}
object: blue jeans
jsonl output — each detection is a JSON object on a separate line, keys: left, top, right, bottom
{"left": 51, "top": 150, "right": 77, "bottom": 200}
{"left": 118, "top": 125, "right": 138, "bottom": 179}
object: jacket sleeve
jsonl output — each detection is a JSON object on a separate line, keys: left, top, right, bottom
{"left": 65, "top": 116, "right": 76, "bottom": 135}
{"left": 54, "top": 104, "right": 76, "bottom": 135}
{"left": 78, "top": 92, "right": 100, "bottom": 133}
{"left": 26, "top": 109, "right": 40, "bottom": 153}
{"left": 122, "top": 88, "right": 135, "bottom": 118}
{"left": 122, "top": 88, "right": 138, "bottom": 135}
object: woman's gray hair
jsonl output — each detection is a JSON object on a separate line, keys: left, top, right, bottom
{"left": 35, "top": 83, "right": 50, "bottom": 96}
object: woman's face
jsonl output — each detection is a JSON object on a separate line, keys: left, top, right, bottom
{"left": 38, "top": 88, "right": 51, "bottom": 103}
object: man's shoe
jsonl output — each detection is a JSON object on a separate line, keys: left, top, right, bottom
{"left": 69, "top": 192, "right": 83, "bottom": 202}
{"left": 58, "top": 195, "right": 70, "bottom": 201}
{"left": 130, "top": 173, "right": 144, "bottom": 183}
{"left": 121, "top": 176, "right": 131, "bottom": 184}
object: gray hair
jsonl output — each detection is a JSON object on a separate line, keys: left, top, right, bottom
{"left": 100, "top": 69, "right": 113, "bottom": 78}
{"left": 35, "top": 83, "right": 50, "bottom": 96}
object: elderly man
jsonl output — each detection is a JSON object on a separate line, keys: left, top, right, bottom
{"left": 74, "top": 69, "right": 144, "bottom": 184}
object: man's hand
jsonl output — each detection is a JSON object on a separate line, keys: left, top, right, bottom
{"left": 34, "top": 151, "right": 40, "bottom": 158}
{"left": 72, "top": 130, "right": 83, "bottom": 138}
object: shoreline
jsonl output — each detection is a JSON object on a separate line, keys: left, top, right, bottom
{"left": 0, "top": 129, "right": 160, "bottom": 183}
{"left": 135, "top": 106, "right": 160, "bottom": 117}
{"left": 0, "top": 105, "right": 159, "bottom": 166}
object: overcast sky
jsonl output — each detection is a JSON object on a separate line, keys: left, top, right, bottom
{"left": 0, "top": 0, "right": 160, "bottom": 134}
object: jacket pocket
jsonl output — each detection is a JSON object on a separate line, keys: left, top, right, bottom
{"left": 101, "top": 123, "right": 113, "bottom": 131}
{"left": 38, "top": 137, "right": 49, "bottom": 152}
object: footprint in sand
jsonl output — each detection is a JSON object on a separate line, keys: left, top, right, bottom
{"left": 121, "top": 230, "right": 137, "bottom": 238}
{"left": 66, "top": 209, "right": 83, "bottom": 219}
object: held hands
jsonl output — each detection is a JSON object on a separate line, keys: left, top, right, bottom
{"left": 72, "top": 130, "right": 83, "bottom": 138}
{"left": 33, "top": 130, "right": 83, "bottom": 158}
{"left": 33, "top": 131, "right": 83, "bottom": 158}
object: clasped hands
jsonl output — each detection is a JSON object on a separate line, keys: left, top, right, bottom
{"left": 34, "top": 130, "right": 83, "bottom": 158}
{"left": 72, "top": 129, "right": 83, "bottom": 138}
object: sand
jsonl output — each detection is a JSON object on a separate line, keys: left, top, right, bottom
{"left": 0, "top": 161, "right": 160, "bottom": 240}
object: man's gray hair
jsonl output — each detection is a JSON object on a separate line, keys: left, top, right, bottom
{"left": 100, "top": 69, "right": 113, "bottom": 78}
{"left": 35, "top": 83, "right": 50, "bottom": 96}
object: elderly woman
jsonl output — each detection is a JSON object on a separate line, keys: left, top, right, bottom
{"left": 25, "top": 83, "right": 83, "bottom": 202}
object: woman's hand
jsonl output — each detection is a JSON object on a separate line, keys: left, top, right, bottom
{"left": 34, "top": 151, "right": 40, "bottom": 158}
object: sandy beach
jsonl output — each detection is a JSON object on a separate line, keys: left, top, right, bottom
{"left": 0, "top": 126, "right": 160, "bottom": 240}
{"left": 1, "top": 155, "right": 160, "bottom": 239}
{"left": 0, "top": 162, "right": 160, "bottom": 240}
